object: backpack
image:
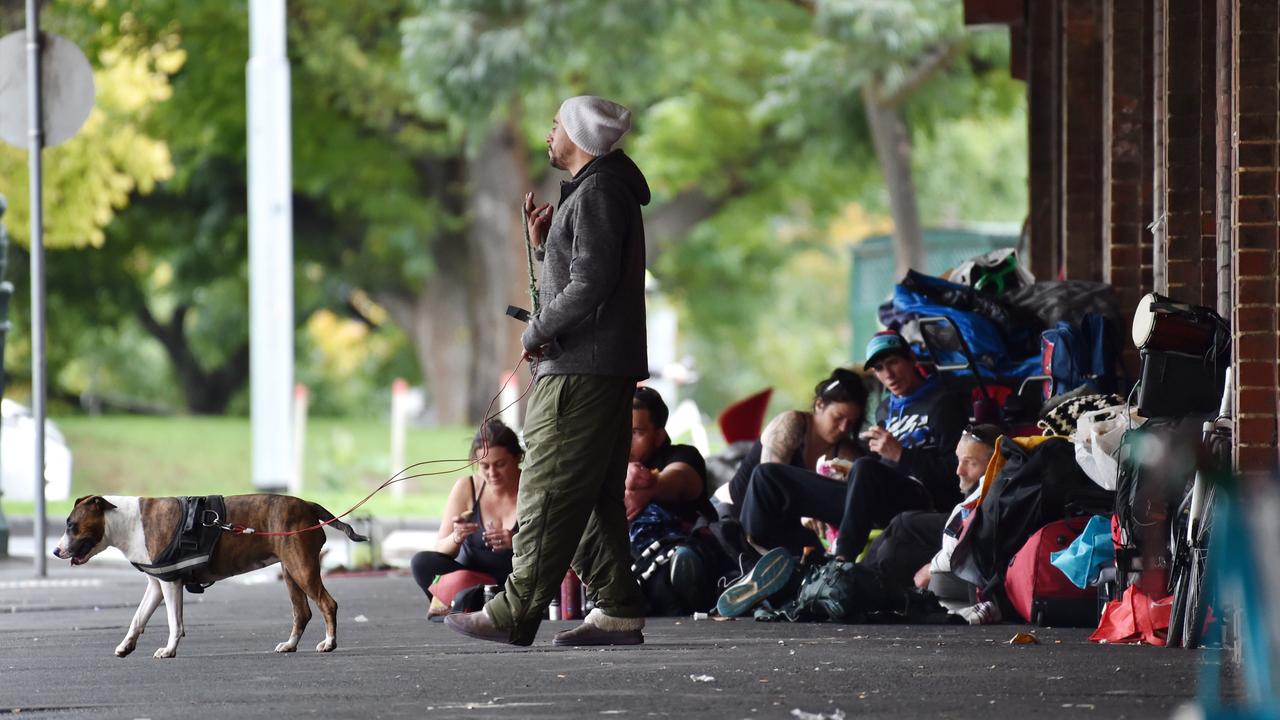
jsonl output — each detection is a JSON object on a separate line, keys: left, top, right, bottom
{"left": 629, "top": 519, "right": 754, "bottom": 616}
{"left": 1041, "top": 313, "right": 1117, "bottom": 398}
{"left": 769, "top": 558, "right": 891, "bottom": 623}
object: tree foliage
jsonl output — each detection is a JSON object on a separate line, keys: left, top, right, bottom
{"left": 0, "top": 0, "right": 1029, "bottom": 422}
{"left": 0, "top": 31, "right": 178, "bottom": 249}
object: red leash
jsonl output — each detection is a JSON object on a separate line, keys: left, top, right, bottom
{"left": 219, "top": 355, "right": 537, "bottom": 538}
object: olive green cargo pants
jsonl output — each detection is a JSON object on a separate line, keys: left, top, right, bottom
{"left": 485, "top": 374, "right": 645, "bottom": 645}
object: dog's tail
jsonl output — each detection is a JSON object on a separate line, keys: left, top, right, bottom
{"left": 309, "top": 502, "right": 369, "bottom": 542}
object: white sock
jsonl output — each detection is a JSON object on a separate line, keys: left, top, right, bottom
{"left": 584, "top": 607, "right": 645, "bottom": 631}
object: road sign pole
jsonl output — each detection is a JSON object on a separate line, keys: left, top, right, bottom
{"left": 25, "top": 0, "right": 47, "bottom": 578}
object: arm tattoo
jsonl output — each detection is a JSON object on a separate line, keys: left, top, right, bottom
{"left": 761, "top": 412, "right": 805, "bottom": 464}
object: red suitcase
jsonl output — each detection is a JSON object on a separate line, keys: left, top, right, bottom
{"left": 1005, "top": 517, "right": 1099, "bottom": 627}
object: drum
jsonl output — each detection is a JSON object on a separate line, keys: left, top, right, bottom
{"left": 1131, "top": 293, "right": 1219, "bottom": 354}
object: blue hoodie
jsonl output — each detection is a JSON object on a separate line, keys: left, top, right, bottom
{"left": 875, "top": 374, "right": 970, "bottom": 509}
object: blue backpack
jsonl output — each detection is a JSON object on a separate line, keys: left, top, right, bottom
{"left": 1040, "top": 313, "right": 1117, "bottom": 397}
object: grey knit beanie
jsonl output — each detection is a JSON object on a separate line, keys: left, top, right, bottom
{"left": 558, "top": 96, "right": 632, "bottom": 157}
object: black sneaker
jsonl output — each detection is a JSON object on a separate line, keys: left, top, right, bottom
{"left": 715, "top": 547, "right": 796, "bottom": 617}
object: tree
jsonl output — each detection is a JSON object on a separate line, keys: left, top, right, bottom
{"left": 18, "top": 0, "right": 448, "bottom": 415}
{"left": 10, "top": 0, "right": 1027, "bottom": 424}
{"left": 0, "top": 23, "right": 178, "bottom": 250}
{"left": 769, "top": 0, "right": 973, "bottom": 279}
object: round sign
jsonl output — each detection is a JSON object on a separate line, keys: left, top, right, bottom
{"left": 0, "top": 31, "right": 96, "bottom": 149}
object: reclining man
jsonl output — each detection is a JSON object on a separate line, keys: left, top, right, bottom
{"left": 737, "top": 331, "right": 971, "bottom": 564}
{"left": 865, "top": 423, "right": 1003, "bottom": 623}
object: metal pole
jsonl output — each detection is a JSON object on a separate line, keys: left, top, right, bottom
{"left": 1151, "top": 0, "right": 1167, "bottom": 295}
{"left": 25, "top": 0, "right": 46, "bottom": 577}
{"left": 1214, "top": 0, "right": 1231, "bottom": 321}
{"left": 247, "top": 0, "right": 295, "bottom": 492}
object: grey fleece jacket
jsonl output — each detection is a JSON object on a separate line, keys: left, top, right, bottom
{"left": 522, "top": 150, "right": 651, "bottom": 380}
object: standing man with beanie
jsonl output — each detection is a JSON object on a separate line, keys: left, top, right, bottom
{"left": 445, "top": 96, "right": 652, "bottom": 647}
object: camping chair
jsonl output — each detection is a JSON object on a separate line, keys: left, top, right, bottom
{"left": 916, "top": 316, "right": 1043, "bottom": 432}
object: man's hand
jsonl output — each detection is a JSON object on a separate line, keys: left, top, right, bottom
{"left": 522, "top": 346, "right": 545, "bottom": 362}
{"left": 863, "top": 426, "right": 903, "bottom": 463}
{"left": 524, "top": 191, "right": 554, "bottom": 249}
{"left": 625, "top": 461, "right": 657, "bottom": 490}
{"left": 624, "top": 463, "right": 658, "bottom": 521}
{"left": 913, "top": 563, "right": 932, "bottom": 590}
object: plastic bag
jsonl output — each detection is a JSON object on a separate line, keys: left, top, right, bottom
{"left": 1049, "top": 514, "right": 1115, "bottom": 588}
{"left": 1073, "top": 405, "right": 1142, "bottom": 490}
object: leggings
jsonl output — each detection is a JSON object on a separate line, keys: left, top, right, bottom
{"left": 410, "top": 550, "right": 510, "bottom": 599}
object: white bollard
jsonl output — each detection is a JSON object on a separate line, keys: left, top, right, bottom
{"left": 291, "top": 384, "right": 308, "bottom": 496}
{"left": 500, "top": 371, "right": 521, "bottom": 433}
{"left": 390, "top": 378, "right": 408, "bottom": 499}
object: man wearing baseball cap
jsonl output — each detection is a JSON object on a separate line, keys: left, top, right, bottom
{"left": 735, "top": 331, "right": 969, "bottom": 583}
{"left": 447, "top": 96, "right": 651, "bottom": 647}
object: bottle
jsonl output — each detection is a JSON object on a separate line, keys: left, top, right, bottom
{"left": 548, "top": 599, "right": 561, "bottom": 621}
{"left": 483, "top": 584, "right": 499, "bottom": 604}
{"left": 561, "top": 570, "right": 582, "bottom": 620}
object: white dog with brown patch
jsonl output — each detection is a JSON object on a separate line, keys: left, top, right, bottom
{"left": 52, "top": 494, "right": 366, "bottom": 658}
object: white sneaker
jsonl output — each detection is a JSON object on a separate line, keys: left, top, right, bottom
{"left": 955, "top": 600, "right": 1002, "bottom": 625}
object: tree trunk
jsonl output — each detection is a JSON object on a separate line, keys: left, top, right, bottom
{"left": 464, "top": 121, "right": 531, "bottom": 422}
{"left": 378, "top": 274, "right": 473, "bottom": 426}
{"left": 135, "top": 304, "right": 249, "bottom": 414}
{"left": 863, "top": 82, "right": 925, "bottom": 280}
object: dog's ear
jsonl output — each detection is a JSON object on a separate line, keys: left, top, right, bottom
{"left": 73, "top": 495, "right": 116, "bottom": 511}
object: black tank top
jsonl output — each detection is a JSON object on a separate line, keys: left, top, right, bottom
{"left": 456, "top": 477, "right": 518, "bottom": 582}
{"left": 727, "top": 414, "right": 858, "bottom": 509}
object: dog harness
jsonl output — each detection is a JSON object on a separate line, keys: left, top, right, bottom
{"left": 131, "top": 495, "right": 227, "bottom": 593}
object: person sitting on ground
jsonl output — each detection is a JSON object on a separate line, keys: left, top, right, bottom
{"left": 622, "top": 386, "right": 721, "bottom": 614}
{"left": 410, "top": 420, "right": 521, "bottom": 619}
{"left": 738, "top": 331, "right": 970, "bottom": 562}
{"left": 860, "top": 424, "right": 1001, "bottom": 598}
{"left": 625, "top": 386, "right": 714, "bottom": 554}
{"left": 719, "top": 367, "right": 868, "bottom": 518}
{"left": 913, "top": 425, "right": 1005, "bottom": 624}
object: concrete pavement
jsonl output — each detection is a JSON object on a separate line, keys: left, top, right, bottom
{"left": 0, "top": 551, "right": 1203, "bottom": 720}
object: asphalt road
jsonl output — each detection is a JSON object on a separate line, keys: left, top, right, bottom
{"left": 0, "top": 557, "right": 1201, "bottom": 719}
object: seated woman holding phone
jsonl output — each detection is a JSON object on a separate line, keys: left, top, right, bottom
{"left": 410, "top": 420, "right": 522, "bottom": 620}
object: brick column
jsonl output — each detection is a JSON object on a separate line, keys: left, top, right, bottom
{"left": 1103, "top": 0, "right": 1154, "bottom": 318}
{"left": 1061, "top": 0, "right": 1105, "bottom": 281}
{"left": 1232, "top": 0, "right": 1280, "bottom": 474}
{"left": 1162, "top": 0, "right": 1213, "bottom": 304}
{"left": 1028, "top": 0, "right": 1063, "bottom": 281}
{"left": 1198, "top": 0, "right": 1219, "bottom": 307}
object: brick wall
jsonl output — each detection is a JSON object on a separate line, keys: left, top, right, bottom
{"left": 1103, "top": 0, "right": 1155, "bottom": 338}
{"left": 1163, "top": 0, "right": 1217, "bottom": 306}
{"left": 1028, "top": 0, "right": 1062, "bottom": 281}
{"left": 1232, "top": 0, "right": 1280, "bottom": 474}
{"left": 1062, "top": 0, "right": 1105, "bottom": 282}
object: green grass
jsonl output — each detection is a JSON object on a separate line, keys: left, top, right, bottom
{"left": 3, "top": 415, "right": 477, "bottom": 521}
